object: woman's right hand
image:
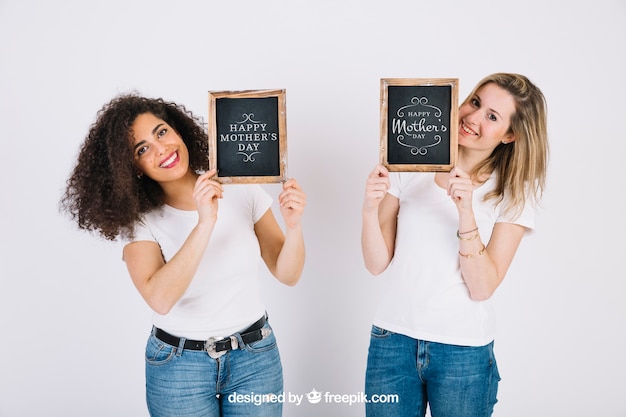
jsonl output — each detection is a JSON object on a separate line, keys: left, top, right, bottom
{"left": 363, "top": 164, "right": 390, "bottom": 213}
{"left": 193, "top": 169, "right": 223, "bottom": 224}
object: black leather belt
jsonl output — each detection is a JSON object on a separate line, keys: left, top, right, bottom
{"left": 154, "top": 315, "right": 267, "bottom": 357}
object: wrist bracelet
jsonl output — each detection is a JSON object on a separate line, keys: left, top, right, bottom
{"left": 459, "top": 244, "right": 486, "bottom": 259}
{"left": 457, "top": 230, "right": 479, "bottom": 241}
{"left": 458, "top": 227, "right": 478, "bottom": 235}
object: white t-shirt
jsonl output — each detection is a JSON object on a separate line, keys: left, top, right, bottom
{"left": 372, "top": 172, "right": 535, "bottom": 347}
{"left": 129, "top": 184, "right": 272, "bottom": 340}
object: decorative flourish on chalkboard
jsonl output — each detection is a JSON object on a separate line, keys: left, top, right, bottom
{"left": 237, "top": 151, "right": 261, "bottom": 162}
{"left": 397, "top": 97, "right": 442, "bottom": 118}
{"left": 236, "top": 113, "right": 261, "bottom": 124}
{"left": 397, "top": 135, "right": 442, "bottom": 155}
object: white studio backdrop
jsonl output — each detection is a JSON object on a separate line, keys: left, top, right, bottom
{"left": 1, "top": 1, "right": 625, "bottom": 416}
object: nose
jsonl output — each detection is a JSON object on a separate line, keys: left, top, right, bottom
{"left": 464, "top": 108, "right": 481, "bottom": 127}
{"left": 153, "top": 141, "right": 167, "bottom": 155}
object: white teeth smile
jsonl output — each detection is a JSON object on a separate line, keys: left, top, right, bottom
{"left": 160, "top": 152, "right": 177, "bottom": 168}
{"left": 461, "top": 122, "right": 478, "bottom": 136}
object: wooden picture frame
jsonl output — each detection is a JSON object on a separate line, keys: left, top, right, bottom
{"left": 380, "top": 78, "right": 459, "bottom": 172}
{"left": 208, "top": 89, "right": 287, "bottom": 183}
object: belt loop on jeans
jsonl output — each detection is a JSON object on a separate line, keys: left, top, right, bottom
{"left": 175, "top": 335, "right": 185, "bottom": 357}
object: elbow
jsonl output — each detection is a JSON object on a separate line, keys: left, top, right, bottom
{"left": 147, "top": 296, "right": 176, "bottom": 316}
{"left": 364, "top": 259, "right": 390, "bottom": 276}
{"left": 465, "top": 272, "right": 502, "bottom": 301}
{"left": 362, "top": 250, "right": 393, "bottom": 276}
{"left": 283, "top": 277, "right": 300, "bottom": 287}
{"left": 467, "top": 285, "right": 496, "bottom": 302}
{"left": 469, "top": 291, "right": 494, "bottom": 302}
{"left": 367, "top": 266, "right": 386, "bottom": 276}
{"left": 274, "top": 267, "right": 304, "bottom": 287}
{"left": 152, "top": 303, "right": 173, "bottom": 316}
{"left": 277, "top": 274, "right": 302, "bottom": 287}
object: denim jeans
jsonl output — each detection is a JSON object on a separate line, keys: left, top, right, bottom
{"left": 365, "top": 325, "right": 500, "bottom": 417}
{"left": 145, "top": 321, "right": 283, "bottom": 417}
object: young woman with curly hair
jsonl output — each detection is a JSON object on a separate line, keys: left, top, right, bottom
{"left": 362, "top": 73, "right": 549, "bottom": 417}
{"left": 61, "top": 94, "right": 306, "bottom": 417}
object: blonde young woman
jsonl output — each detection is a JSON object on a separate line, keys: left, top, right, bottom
{"left": 362, "top": 73, "right": 548, "bottom": 417}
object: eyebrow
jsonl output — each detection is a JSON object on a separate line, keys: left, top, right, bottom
{"left": 152, "top": 123, "right": 165, "bottom": 136}
{"left": 132, "top": 123, "right": 165, "bottom": 152}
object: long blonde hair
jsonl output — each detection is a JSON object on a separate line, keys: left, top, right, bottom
{"left": 469, "top": 73, "right": 549, "bottom": 217}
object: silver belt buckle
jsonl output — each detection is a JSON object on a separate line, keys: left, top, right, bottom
{"left": 205, "top": 336, "right": 239, "bottom": 359}
{"left": 205, "top": 337, "right": 226, "bottom": 359}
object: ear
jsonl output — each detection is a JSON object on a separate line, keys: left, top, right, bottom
{"left": 502, "top": 133, "right": 516, "bottom": 144}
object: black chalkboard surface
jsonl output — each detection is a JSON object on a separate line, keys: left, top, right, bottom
{"left": 380, "top": 78, "right": 458, "bottom": 172}
{"left": 208, "top": 89, "right": 287, "bottom": 183}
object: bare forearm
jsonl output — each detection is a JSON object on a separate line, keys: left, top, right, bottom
{"left": 273, "top": 224, "right": 305, "bottom": 286}
{"left": 458, "top": 242, "right": 499, "bottom": 301}
{"left": 361, "top": 209, "right": 393, "bottom": 275}
{"left": 456, "top": 211, "right": 499, "bottom": 300}
{"left": 142, "top": 222, "right": 215, "bottom": 314}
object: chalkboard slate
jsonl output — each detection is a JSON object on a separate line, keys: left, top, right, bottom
{"left": 208, "top": 89, "right": 287, "bottom": 183}
{"left": 380, "top": 78, "right": 458, "bottom": 172}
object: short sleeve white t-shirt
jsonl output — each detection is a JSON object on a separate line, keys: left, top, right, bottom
{"left": 129, "top": 184, "right": 272, "bottom": 340}
{"left": 372, "top": 172, "right": 536, "bottom": 347}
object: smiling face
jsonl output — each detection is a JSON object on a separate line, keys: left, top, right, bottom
{"left": 130, "top": 112, "right": 191, "bottom": 183}
{"left": 458, "top": 82, "right": 517, "bottom": 156}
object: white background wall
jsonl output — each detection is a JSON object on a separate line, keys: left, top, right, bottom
{"left": 1, "top": 1, "right": 625, "bottom": 416}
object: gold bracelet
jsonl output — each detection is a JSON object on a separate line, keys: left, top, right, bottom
{"left": 459, "top": 244, "right": 486, "bottom": 258}
{"left": 457, "top": 230, "right": 479, "bottom": 241}
{"left": 458, "top": 227, "right": 478, "bottom": 235}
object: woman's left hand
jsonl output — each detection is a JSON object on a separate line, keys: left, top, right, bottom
{"left": 447, "top": 167, "right": 474, "bottom": 211}
{"left": 278, "top": 178, "right": 306, "bottom": 228}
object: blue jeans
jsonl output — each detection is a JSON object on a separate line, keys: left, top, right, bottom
{"left": 365, "top": 326, "right": 500, "bottom": 417}
{"left": 145, "top": 321, "right": 283, "bottom": 417}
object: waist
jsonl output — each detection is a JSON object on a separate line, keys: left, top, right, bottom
{"left": 153, "top": 314, "right": 268, "bottom": 354}
{"left": 151, "top": 301, "right": 267, "bottom": 340}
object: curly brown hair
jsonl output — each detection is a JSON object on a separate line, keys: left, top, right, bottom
{"left": 61, "top": 94, "right": 208, "bottom": 241}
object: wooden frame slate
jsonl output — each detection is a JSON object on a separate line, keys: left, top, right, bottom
{"left": 380, "top": 78, "right": 459, "bottom": 172}
{"left": 208, "top": 89, "right": 287, "bottom": 183}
